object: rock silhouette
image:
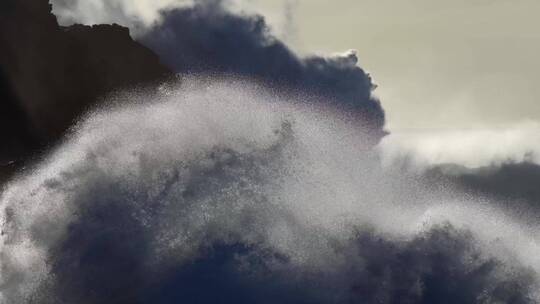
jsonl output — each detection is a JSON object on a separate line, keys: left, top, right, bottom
{"left": 0, "top": 0, "right": 171, "bottom": 181}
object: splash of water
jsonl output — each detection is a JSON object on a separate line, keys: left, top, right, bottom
{"left": 1, "top": 78, "right": 538, "bottom": 303}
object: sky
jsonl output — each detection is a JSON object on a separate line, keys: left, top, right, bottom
{"left": 250, "top": 0, "right": 540, "bottom": 130}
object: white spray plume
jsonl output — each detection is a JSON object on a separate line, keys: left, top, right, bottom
{"left": 1, "top": 78, "right": 538, "bottom": 302}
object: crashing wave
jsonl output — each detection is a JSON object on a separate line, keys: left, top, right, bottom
{"left": 0, "top": 78, "right": 538, "bottom": 303}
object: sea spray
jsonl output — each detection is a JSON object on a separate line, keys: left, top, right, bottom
{"left": 0, "top": 78, "right": 537, "bottom": 303}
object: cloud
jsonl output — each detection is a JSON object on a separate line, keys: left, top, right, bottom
{"left": 50, "top": 0, "right": 188, "bottom": 31}
{"left": 379, "top": 121, "right": 540, "bottom": 169}
{"left": 139, "top": 1, "right": 385, "bottom": 138}
{"left": 50, "top": 0, "right": 293, "bottom": 36}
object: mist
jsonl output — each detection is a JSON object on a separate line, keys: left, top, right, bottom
{"left": 380, "top": 121, "right": 540, "bottom": 169}
{"left": 1, "top": 79, "right": 538, "bottom": 303}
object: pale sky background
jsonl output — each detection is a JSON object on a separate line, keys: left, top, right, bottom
{"left": 52, "top": 0, "right": 540, "bottom": 131}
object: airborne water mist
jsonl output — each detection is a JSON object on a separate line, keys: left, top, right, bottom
{"left": 1, "top": 79, "right": 539, "bottom": 303}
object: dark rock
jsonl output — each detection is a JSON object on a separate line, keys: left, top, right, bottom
{"left": 0, "top": 0, "right": 171, "bottom": 182}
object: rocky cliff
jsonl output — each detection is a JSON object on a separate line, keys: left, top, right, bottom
{"left": 0, "top": 0, "right": 171, "bottom": 181}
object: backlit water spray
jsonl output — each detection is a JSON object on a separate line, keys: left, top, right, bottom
{"left": 1, "top": 78, "right": 538, "bottom": 303}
